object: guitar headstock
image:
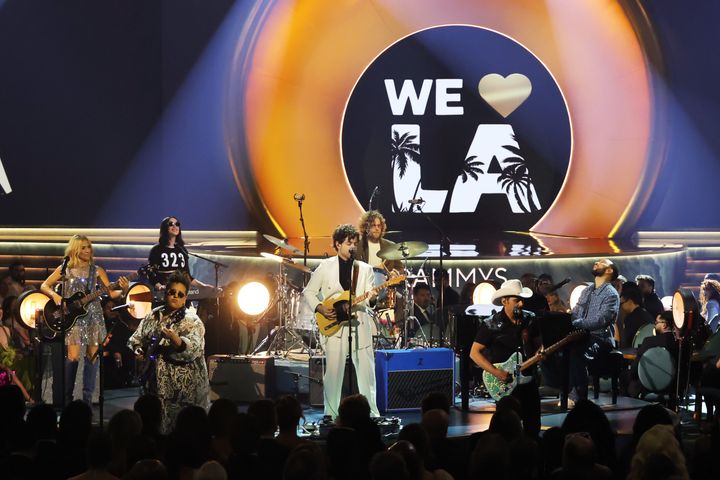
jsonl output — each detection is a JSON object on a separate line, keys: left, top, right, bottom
{"left": 386, "top": 275, "right": 407, "bottom": 287}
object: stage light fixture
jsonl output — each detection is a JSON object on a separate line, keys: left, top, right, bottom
{"left": 569, "top": 284, "right": 589, "bottom": 310}
{"left": 125, "top": 282, "right": 154, "bottom": 320}
{"left": 237, "top": 281, "right": 271, "bottom": 315}
{"left": 472, "top": 282, "right": 496, "bottom": 305}
{"left": 14, "top": 290, "right": 50, "bottom": 329}
{"left": 672, "top": 288, "right": 698, "bottom": 336}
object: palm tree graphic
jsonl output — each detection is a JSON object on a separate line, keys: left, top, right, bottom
{"left": 444, "top": 155, "right": 484, "bottom": 212}
{"left": 497, "top": 144, "right": 539, "bottom": 213}
{"left": 390, "top": 130, "right": 421, "bottom": 211}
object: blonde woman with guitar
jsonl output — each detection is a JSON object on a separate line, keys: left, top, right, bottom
{"left": 40, "top": 234, "right": 129, "bottom": 405}
{"left": 302, "top": 224, "right": 381, "bottom": 419}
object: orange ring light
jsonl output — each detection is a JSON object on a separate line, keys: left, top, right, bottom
{"left": 230, "top": 0, "right": 653, "bottom": 242}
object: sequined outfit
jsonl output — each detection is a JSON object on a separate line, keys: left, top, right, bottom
{"left": 64, "top": 266, "right": 106, "bottom": 347}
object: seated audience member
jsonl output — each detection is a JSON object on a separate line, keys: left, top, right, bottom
{"left": 550, "top": 431, "right": 613, "bottom": 480}
{"left": 700, "top": 273, "right": 720, "bottom": 333}
{"left": 388, "top": 439, "right": 453, "bottom": 480}
{"left": 623, "top": 311, "right": 678, "bottom": 398}
{"left": 561, "top": 399, "right": 618, "bottom": 474}
{"left": 421, "top": 391, "right": 451, "bottom": 414}
{"left": 618, "top": 282, "right": 654, "bottom": 349}
{"left": 275, "top": 395, "right": 305, "bottom": 450}
{"left": 369, "top": 450, "right": 410, "bottom": 480}
{"left": 283, "top": 443, "right": 327, "bottom": 480}
{"left": 207, "top": 398, "right": 238, "bottom": 463}
{"left": 627, "top": 424, "right": 689, "bottom": 480}
{"left": 617, "top": 403, "right": 675, "bottom": 478}
{"left": 124, "top": 459, "right": 168, "bottom": 480}
{"left": 469, "top": 433, "right": 510, "bottom": 479}
{"left": 635, "top": 274, "right": 665, "bottom": 319}
{"left": 67, "top": 431, "right": 116, "bottom": 480}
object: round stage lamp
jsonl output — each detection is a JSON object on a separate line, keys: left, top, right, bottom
{"left": 472, "top": 282, "right": 496, "bottom": 305}
{"left": 237, "top": 281, "right": 271, "bottom": 315}
{"left": 14, "top": 290, "right": 51, "bottom": 329}
{"left": 125, "top": 282, "right": 154, "bottom": 320}
{"left": 672, "top": 288, "right": 699, "bottom": 336}
{"left": 569, "top": 284, "right": 589, "bottom": 310}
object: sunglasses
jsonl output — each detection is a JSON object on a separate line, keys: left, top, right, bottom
{"left": 166, "top": 289, "right": 186, "bottom": 299}
{"left": 168, "top": 221, "right": 181, "bottom": 227}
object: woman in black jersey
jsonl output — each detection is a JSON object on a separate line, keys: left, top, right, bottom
{"left": 147, "top": 216, "right": 213, "bottom": 292}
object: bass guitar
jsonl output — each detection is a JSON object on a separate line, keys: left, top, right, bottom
{"left": 315, "top": 275, "right": 406, "bottom": 337}
{"left": 44, "top": 264, "right": 154, "bottom": 333}
{"left": 137, "top": 307, "right": 186, "bottom": 387}
{"left": 482, "top": 330, "right": 586, "bottom": 401}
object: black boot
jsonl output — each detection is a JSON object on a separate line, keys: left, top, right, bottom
{"left": 64, "top": 360, "right": 79, "bottom": 405}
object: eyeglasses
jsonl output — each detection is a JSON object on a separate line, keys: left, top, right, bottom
{"left": 166, "top": 289, "right": 186, "bottom": 299}
{"left": 168, "top": 221, "right": 181, "bottom": 227}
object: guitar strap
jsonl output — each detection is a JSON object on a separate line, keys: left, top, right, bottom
{"left": 351, "top": 261, "right": 359, "bottom": 297}
{"left": 87, "top": 263, "right": 97, "bottom": 293}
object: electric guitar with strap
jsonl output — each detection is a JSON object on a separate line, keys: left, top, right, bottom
{"left": 44, "top": 264, "right": 155, "bottom": 333}
{"left": 137, "top": 306, "right": 187, "bottom": 387}
{"left": 482, "top": 330, "right": 586, "bottom": 401}
{"left": 315, "top": 275, "right": 406, "bottom": 337}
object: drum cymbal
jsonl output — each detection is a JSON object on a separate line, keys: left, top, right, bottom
{"left": 263, "top": 234, "right": 302, "bottom": 255}
{"left": 377, "top": 241, "right": 429, "bottom": 260}
{"left": 260, "top": 251, "right": 311, "bottom": 274}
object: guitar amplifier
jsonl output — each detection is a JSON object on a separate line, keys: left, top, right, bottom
{"left": 375, "top": 348, "right": 454, "bottom": 412}
{"left": 208, "top": 354, "right": 275, "bottom": 402}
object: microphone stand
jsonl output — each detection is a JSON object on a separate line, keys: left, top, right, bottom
{"left": 187, "top": 251, "right": 227, "bottom": 352}
{"left": 297, "top": 198, "right": 310, "bottom": 270}
{"left": 415, "top": 203, "right": 453, "bottom": 347}
{"left": 59, "top": 266, "right": 68, "bottom": 409}
{"left": 346, "top": 255, "right": 356, "bottom": 397}
{"left": 90, "top": 316, "right": 124, "bottom": 430}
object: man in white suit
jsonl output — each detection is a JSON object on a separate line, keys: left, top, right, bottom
{"left": 303, "top": 224, "right": 380, "bottom": 418}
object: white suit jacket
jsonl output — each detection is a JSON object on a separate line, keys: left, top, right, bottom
{"left": 302, "top": 256, "right": 374, "bottom": 317}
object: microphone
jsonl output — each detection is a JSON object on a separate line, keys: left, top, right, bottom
{"left": 60, "top": 256, "right": 70, "bottom": 276}
{"left": 111, "top": 302, "right": 134, "bottom": 311}
{"left": 368, "top": 186, "right": 380, "bottom": 210}
{"left": 293, "top": 193, "right": 305, "bottom": 202}
{"left": 549, "top": 278, "right": 572, "bottom": 293}
{"left": 408, "top": 197, "right": 425, "bottom": 205}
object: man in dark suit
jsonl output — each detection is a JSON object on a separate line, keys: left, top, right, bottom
{"left": 408, "top": 283, "right": 435, "bottom": 341}
{"left": 619, "top": 282, "right": 654, "bottom": 349}
{"left": 635, "top": 274, "right": 665, "bottom": 320}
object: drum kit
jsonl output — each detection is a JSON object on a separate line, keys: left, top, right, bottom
{"left": 249, "top": 235, "right": 437, "bottom": 356}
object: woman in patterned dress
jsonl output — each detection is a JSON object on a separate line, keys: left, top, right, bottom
{"left": 128, "top": 272, "right": 209, "bottom": 433}
{"left": 40, "top": 235, "right": 128, "bottom": 404}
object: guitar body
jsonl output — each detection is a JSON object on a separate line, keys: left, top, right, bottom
{"left": 43, "top": 291, "right": 90, "bottom": 333}
{"left": 315, "top": 291, "right": 353, "bottom": 337}
{"left": 482, "top": 353, "right": 534, "bottom": 401}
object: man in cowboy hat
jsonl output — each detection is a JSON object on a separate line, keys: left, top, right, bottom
{"left": 469, "top": 279, "right": 542, "bottom": 438}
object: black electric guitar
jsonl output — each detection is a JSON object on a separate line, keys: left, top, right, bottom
{"left": 137, "top": 307, "right": 186, "bottom": 387}
{"left": 44, "top": 264, "right": 154, "bottom": 333}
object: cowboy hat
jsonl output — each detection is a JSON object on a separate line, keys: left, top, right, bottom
{"left": 491, "top": 279, "right": 533, "bottom": 306}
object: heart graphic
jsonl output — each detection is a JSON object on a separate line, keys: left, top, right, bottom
{"left": 478, "top": 73, "right": 532, "bottom": 118}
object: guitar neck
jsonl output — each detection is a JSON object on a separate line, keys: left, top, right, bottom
{"left": 519, "top": 334, "right": 578, "bottom": 372}
{"left": 78, "top": 272, "right": 138, "bottom": 306}
{"left": 350, "top": 275, "right": 406, "bottom": 307}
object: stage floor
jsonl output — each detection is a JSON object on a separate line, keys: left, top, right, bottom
{"left": 97, "top": 386, "right": 653, "bottom": 440}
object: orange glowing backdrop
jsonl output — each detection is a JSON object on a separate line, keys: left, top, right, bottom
{"left": 229, "top": 0, "right": 655, "bottom": 244}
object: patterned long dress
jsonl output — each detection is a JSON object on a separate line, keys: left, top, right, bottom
{"left": 64, "top": 265, "right": 106, "bottom": 347}
{"left": 128, "top": 307, "right": 209, "bottom": 433}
